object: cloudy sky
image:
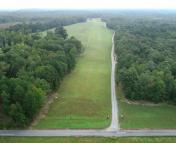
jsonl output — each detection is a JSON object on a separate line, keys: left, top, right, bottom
{"left": 0, "top": 0, "right": 176, "bottom": 10}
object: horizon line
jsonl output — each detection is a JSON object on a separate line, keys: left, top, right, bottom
{"left": 1, "top": 8, "right": 176, "bottom": 12}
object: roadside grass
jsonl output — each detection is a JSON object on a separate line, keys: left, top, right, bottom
{"left": 1, "top": 137, "right": 176, "bottom": 143}
{"left": 33, "top": 19, "right": 113, "bottom": 129}
{"left": 117, "top": 84, "right": 176, "bottom": 129}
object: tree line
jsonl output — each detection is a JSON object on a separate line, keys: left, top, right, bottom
{"left": 104, "top": 14, "right": 176, "bottom": 104}
{"left": 7, "top": 17, "right": 86, "bottom": 34}
{"left": 0, "top": 24, "right": 83, "bottom": 128}
{"left": 0, "top": 10, "right": 94, "bottom": 26}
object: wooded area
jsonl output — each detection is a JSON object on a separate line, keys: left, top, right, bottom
{"left": 104, "top": 13, "right": 176, "bottom": 103}
{"left": 0, "top": 18, "right": 83, "bottom": 128}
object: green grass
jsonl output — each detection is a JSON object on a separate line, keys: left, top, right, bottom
{"left": 39, "top": 28, "right": 55, "bottom": 37}
{"left": 117, "top": 84, "right": 176, "bottom": 129}
{"left": 1, "top": 137, "right": 176, "bottom": 143}
{"left": 33, "top": 19, "right": 113, "bottom": 129}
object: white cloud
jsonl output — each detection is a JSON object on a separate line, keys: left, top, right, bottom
{"left": 0, "top": 0, "right": 176, "bottom": 10}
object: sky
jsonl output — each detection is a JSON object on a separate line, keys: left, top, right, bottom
{"left": 0, "top": 0, "right": 176, "bottom": 10}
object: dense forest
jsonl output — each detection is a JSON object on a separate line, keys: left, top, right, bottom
{"left": 0, "top": 18, "right": 83, "bottom": 128}
{"left": 104, "top": 15, "right": 176, "bottom": 103}
{"left": 104, "top": 13, "right": 176, "bottom": 103}
{"left": 0, "top": 10, "right": 97, "bottom": 25}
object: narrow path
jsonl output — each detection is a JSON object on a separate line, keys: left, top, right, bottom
{"left": 107, "top": 32, "right": 119, "bottom": 131}
{"left": 1, "top": 32, "right": 176, "bottom": 137}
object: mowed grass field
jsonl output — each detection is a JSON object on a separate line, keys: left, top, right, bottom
{"left": 33, "top": 19, "right": 113, "bottom": 129}
{"left": 1, "top": 137, "right": 176, "bottom": 143}
{"left": 117, "top": 84, "right": 176, "bottom": 129}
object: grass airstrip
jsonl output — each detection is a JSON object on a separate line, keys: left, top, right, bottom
{"left": 33, "top": 19, "right": 113, "bottom": 129}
